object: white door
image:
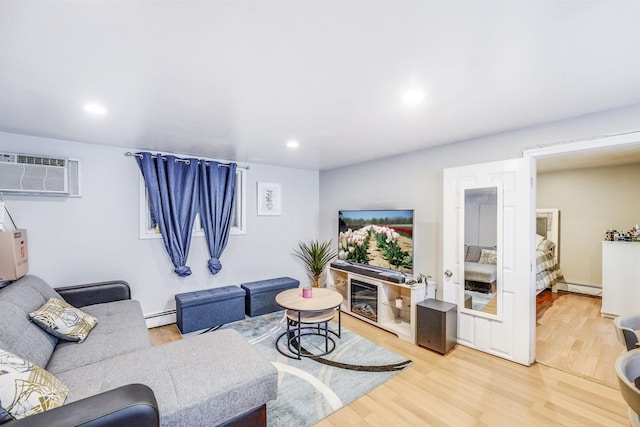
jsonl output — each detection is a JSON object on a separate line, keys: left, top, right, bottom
{"left": 443, "top": 158, "right": 534, "bottom": 365}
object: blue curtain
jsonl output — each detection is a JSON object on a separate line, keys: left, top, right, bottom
{"left": 199, "top": 161, "right": 237, "bottom": 274}
{"left": 136, "top": 152, "right": 200, "bottom": 277}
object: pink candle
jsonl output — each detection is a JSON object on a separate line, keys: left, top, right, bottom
{"left": 302, "top": 288, "right": 313, "bottom": 298}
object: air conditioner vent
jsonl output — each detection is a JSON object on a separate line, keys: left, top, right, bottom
{"left": 0, "top": 152, "right": 80, "bottom": 197}
{"left": 16, "top": 155, "right": 66, "bottom": 167}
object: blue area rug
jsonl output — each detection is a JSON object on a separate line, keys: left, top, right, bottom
{"left": 207, "top": 311, "right": 412, "bottom": 426}
{"left": 466, "top": 290, "right": 494, "bottom": 311}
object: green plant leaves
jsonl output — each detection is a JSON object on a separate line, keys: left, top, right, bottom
{"left": 292, "top": 239, "right": 338, "bottom": 280}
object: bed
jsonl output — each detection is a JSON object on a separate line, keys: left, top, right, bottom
{"left": 535, "top": 209, "right": 564, "bottom": 294}
{"left": 535, "top": 234, "right": 564, "bottom": 293}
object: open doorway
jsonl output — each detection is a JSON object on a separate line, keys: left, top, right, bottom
{"left": 526, "top": 134, "right": 640, "bottom": 387}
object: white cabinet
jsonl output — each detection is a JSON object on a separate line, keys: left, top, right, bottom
{"left": 602, "top": 241, "right": 640, "bottom": 318}
{"left": 328, "top": 267, "right": 435, "bottom": 343}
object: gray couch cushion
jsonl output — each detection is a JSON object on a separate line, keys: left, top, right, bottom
{"left": 46, "top": 299, "right": 151, "bottom": 375}
{"left": 464, "top": 261, "right": 497, "bottom": 283}
{"left": 55, "top": 330, "right": 278, "bottom": 427}
{"left": 0, "top": 275, "right": 62, "bottom": 367}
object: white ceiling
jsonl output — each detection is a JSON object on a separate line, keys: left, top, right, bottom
{"left": 1, "top": 1, "right": 640, "bottom": 171}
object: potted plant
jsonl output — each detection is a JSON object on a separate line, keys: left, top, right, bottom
{"left": 293, "top": 240, "right": 338, "bottom": 288}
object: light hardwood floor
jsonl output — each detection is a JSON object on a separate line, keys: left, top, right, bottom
{"left": 149, "top": 310, "right": 628, "bottom": 426}
{"left": 535, "top": 290, "right": 621, "bottom": 387}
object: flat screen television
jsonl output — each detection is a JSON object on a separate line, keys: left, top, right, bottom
{"left": 338, "top": 209, "right": 413, "bottom": 274}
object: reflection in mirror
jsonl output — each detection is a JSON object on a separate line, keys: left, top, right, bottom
{"left": 463, "top": 187, "right": 498, "bottom": 316}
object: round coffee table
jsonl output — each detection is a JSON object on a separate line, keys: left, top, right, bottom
{"left": 275, "top": 288, "right": 343, "bottom": 359}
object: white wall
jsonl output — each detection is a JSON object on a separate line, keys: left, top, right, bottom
{"left": 3, "top": 103, "right": 639, "bottom": 318}
{"left": 320, "top": 104, "right": 640, "bottom": 298}
{"left": 464, "top": 191, "right": 498, "bottom": 247}
{"left": 537, "top": 162, "right": 640, "bottom": 289}
{"left": 0, "top": 132, "right": 319, "bottom": 325}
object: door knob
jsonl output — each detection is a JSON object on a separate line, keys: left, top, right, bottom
{"left": 444, "top": 270, "right": 453, "bottom": 278}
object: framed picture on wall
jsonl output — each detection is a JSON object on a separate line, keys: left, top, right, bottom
{"left": 257, "top": 182, "right": 282, "bottom": 216}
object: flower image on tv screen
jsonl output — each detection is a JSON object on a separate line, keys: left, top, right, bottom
{"left": 338, "top": 209, "right": 413, "bottom": 274}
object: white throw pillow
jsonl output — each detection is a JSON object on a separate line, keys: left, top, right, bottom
{"left": 0, "top": 349, "right": 68, "bottom": 420}
{"left": 478, "top": 249, "right": 497, "bottom": 265}
{"left": 30, "top": 298, "right": 98, "bottom": 342}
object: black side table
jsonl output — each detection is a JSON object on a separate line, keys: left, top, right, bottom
{"left": 416, "top": 299, "right": 457, "bottom": 354}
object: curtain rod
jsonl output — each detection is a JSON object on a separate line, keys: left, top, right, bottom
{"left": 124, "top": 152, "right": 249, "bottom": 169}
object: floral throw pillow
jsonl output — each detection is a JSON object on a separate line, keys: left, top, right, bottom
{"left": 478, "top": 249, "right": 497, "bottom": 265}
{"left": 0, "top": 349, "right": 68, "bottom": 420}
{"left": 29, "top": 298, "right": 98, "bottom": 343}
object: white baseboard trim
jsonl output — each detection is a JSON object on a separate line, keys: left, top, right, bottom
{"left": 559, "top": 281, "right": 602, "bottom": 296}
{"left": 144, "top": 309, "right": 176, "bottom": 328}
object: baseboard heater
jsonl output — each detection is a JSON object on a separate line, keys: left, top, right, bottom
{"left": 145, "top": 309, "right": 176, "bottom": 320}
{"left": 557, "top": 281, "right": 602, "bottom": 296}
{"left": 144, "top": 309, "right": 177, "bottom": 328}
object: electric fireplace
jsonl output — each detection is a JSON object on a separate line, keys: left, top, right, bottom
{"left": 350, "top": 279, "right": 378, "bottom": 322}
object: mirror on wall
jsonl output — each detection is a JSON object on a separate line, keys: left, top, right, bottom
{"left": 461, "top": 186, "right": 500, "bottom": 317}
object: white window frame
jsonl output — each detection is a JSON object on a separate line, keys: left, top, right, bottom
{"left": 139, "top": 167, "right": 247, "bottom": 239}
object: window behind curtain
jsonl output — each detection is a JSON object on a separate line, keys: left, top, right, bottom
{"left": 139, "top": 167, "right": 246, "bottom": 239}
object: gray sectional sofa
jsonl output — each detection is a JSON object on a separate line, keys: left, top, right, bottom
{"left": 463, "top": 245, "right": 497, "bottom": 293}
{"left": 0, "top": 275, "right": 278, "bottom": 426}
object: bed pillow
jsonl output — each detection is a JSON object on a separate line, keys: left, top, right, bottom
{"left": 536, "top": 237, "right": 556, "bottom": 253}
{"left": 478, "top": 249, "right": 497, "bottom": 265}
{"left": 0, "top": 349, "right": 68, "bottom": 420}
{"left": 29, "top": 298, "right": 98, "bottom": 343}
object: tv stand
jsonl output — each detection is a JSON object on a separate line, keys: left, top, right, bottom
{"left": 328, "top": 265, "right": 431, "bottom": 344}
{"left": 329, "top": 261, "right": 405, "bottom": 284}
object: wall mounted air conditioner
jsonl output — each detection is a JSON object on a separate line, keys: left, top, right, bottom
{"left": 0, "top": 153, "right": 81, "bottom": 196}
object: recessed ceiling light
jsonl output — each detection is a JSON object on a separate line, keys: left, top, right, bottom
{"left": 286, "top": 140, "right": 299, "bottom": 149}
{"left": 83, "top": 104, "right": 107, "bottom": 115}
{"left": 402, "top": 88, "right": 424, "bottom": 106}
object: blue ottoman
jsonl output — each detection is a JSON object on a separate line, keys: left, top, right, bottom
{"left": 241, "top": 277, "right": 300, "bottom": 317}
{"left": 175, "top": 286, "right": 246, "bottom": 334}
